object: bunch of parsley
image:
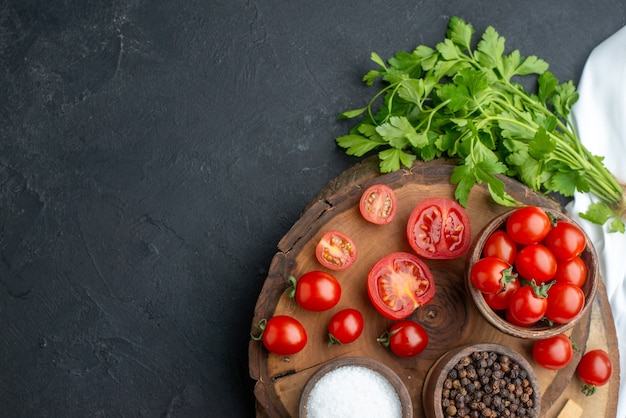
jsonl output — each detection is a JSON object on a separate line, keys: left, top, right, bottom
{"left": 337, "top": 16, "right": 625, "bottom": 232}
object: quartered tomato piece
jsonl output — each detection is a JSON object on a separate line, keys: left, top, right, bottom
{"left": 359, "top": 184, "right": 397, "bottom": 225}
{"left": 406, "top": 197, "right": 471, "bottom": 259}
{"left": 315, "top": 230, "right": 357, "bottom": 271}
{"left": 367, "top": 252, "right": 435, "bottom": 320}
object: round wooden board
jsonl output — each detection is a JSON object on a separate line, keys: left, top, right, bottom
{"left": 248, "top": 158, "right": 620, "bottom": 418}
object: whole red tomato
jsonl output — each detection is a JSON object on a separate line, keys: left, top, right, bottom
{"left": 507, "top": 281, "right": 550, "bottom": 326}
{"left": 515, "top": 244, "right": 557, "bottom": 282}
{"left": 251, "top": 315, "right": 307, "bottom": 355}
{"left": 577, "top": 349, "right": 612, "bottom": 396}
{"left": 378, "top": 320, "right": 429, "bottom": 357}
{"left": 483, "top": 277, "right": 521, "bottom": 311}
{"left": 554, "top": 256, "right": 587, "bottom": 288}
{"left": 545, "top": 282, "right": 585, "bottom": 324}
{"left": 287, "top": 271, "right": 341, "bottom": 312}
{"left": 482, "top": 229, "right": 518, "bottom": 265}
{"left": 315, "top": 230, "right": 357, "bottom": 271}
{"left": 328, "top": 308, "right": 364, "bottom": 346}
{"left": 506, "top": 206, "right": 551, "bottom": 245}
{"left": 406, "top": 197, "right": 471, "bottom": 259}
{"left": 532, "top": 334, "right": 574, "bottom": 370}
{"left": 470, "top": 257, "right": 517, "bottom": 294}
{"left": 359, "top": 183, "right": 397, "bottom": 225}
{"left": 544, "top": 220, "right": 586, "bottom": 260}
{"left": 367, "top": 252, "right": 435, "bottom": 320}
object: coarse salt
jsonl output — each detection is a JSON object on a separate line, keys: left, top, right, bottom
{"left": 304, "top": 365, "right": 402, "bottom": 418}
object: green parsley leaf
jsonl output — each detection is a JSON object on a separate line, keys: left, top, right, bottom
{"left": 398, "top": 79, "right": 425, "bottom": 105}
{"left": 514, "top": 55, "right": 549, "bottom": 76}
{"left": 538, "top": 71, "right": 559, "bottom": 104}
{"left": 339, "top": 107, "right": 367, "bottom": 119}
{"left": 378, "top": 148, "right": 416, "bottom": 172}
{"left": 363, "top": 70, "right": 383, "bottom": 86}
{"left": 375, "top": 116, "right": 416, "bottom": 149}
{"left": 475, "top": 26, "right": 505, "bottom": 73}
{"left": 528, "top": 127, "right": 556, "bottom": 159}
{"left": 336, "top": 134, "right": 385, "bottom": 156}
{"left": 450, "top": 164, "right": 475, "bottom": 207}
{"left": 579, "top": 202, "right": 617, "bottom": 225}
{"left": 446, "top": 16, "right": 474, "bottom": 51}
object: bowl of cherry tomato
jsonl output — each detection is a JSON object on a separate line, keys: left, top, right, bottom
{"left": 466, "top": 206, "right": 598, "bottom": 339}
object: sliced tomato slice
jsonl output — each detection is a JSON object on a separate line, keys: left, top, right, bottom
{"left": 359, "top": 184, "right": 397, "bottom": 225}
{"left": 406, "top": 197, "right": 471, "bottom": 259}
{"left": 367, "top": 252, "right": 435, "bottom": 320}
{"left": 315, "top": 230, "right": 358, "bottom": 271}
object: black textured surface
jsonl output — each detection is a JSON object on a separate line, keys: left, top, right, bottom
{"left": 1, "top": 1, "right": 624, "bottom": 416}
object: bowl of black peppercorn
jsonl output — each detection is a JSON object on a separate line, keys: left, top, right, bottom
{"left": 422, "top": 343, "right": 540, "bottom": 418}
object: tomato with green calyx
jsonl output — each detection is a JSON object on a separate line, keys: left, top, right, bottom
{"left": 507, "top": 280, "right": 552, "bottom": 326}
{"left": 482, "top": 229, "right": 517, "bottom": 265}
{"left": 406, "top": 197, "right": 471, "bottom": 259}
{"left": 470, "top": 257, "right": 517, "bottom": 294}
{"left": 483, "top": 276, "right": 521, "bottom": 311}
{"left": 367, "top": 252, "right": 435, "bottom": 320}
{"left": 327, "top": 308, "right": 364, "bottom": 346}
{"left": 315, "top": 230, "right": 357, "bottom": 271}
{"left": 359, "top": 183, "right": 397, "bottom": 225}
{"left": 287, "top": 271, "right": 341, "bottom": 312}
{"left": 554, "top": 256, "right": 587, "bottom": 288}
{"left": 377, "top": 320, "right": 428, "bottom": 357}
{"left": 577, "top": 349, "right": 612, "bottom": 396}
{"left": 544, "top": 220, "right": 586, "bottom": 260}
{"left": 545, "top": 282, "right": 585, "bottom": 324}
{"left": 506, "top": 206, "right": 551, "bottom": 245}
{"left": 515, "top": 244, "right": 557, "bottom": 282}
{"left": 251, "top": 315, "right": 307, "bottom": 356}
{"left": 532, "top": 334, "right": 574, "bottom": 370}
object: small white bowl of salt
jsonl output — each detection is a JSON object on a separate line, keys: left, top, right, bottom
{"left": 299, "top": 356, "right": 412, "bottom": 418}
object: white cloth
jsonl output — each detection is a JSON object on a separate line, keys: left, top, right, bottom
{"left": 566, "top": 24, "right": 626, "bottom": 418}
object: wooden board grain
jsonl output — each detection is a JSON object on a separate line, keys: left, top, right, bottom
{"left": 249, "top": 158, "right": 620, "bottom": 418}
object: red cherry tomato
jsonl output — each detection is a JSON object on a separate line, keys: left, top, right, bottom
{"left": 359, "top": 184, "right": 397, "bottom": 225}
{"left": 515, "top": 244, "right": 557, "bottom": 282}
{"left": 406, "top": 197, "right": 471, "bottom": 259}
{"left": 505, "top": 307, "right": 531, "bottom": 327}
{"left": 507, "top": 282, "right": 550, "bottom": 326}
{"left": 482, "top": 230, "right": 517, "bottom": 265}
{"left": 544, "top": 221, "right": 586, "bottom": 260}
{"left": 287, "top": 271, "right": 341, "bottom": 312}
{"left": 378, "top": 320, "right": 429, "bottom": 357}
{"left": 532, "top": 334, "right": 574, "bottom": 370}
{"left": 577, "top": 349, "right": 613, "bottom": 396}
{"left": 483, "top": 277, "right": 521, "bottom": 311}
{"left": 315, "top": 230, "right": 357, "bottom": 271}
{"left": 367, "top": 252, "right": 435, "bottom": 320}
{"left": 328, "top": 308, "right": 364, "bottom": 346}
{"left": 470, "top": 257, "right": 517, "bottom": 294}
{"left": 506, "top": 206, "right": 551, "bottom": 245}
{"left": 252, "top": 315, "right": 307, "bottom": 355}
{"left": 554, "top": 256, "right": 587, "bottom": 288}
{"left": 545, "top": 282, "right": 585, "bottom": 324}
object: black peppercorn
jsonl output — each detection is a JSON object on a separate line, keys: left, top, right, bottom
{"left": 439, "top": 350, "right": 536, "bottom": 417}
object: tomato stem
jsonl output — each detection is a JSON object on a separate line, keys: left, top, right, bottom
{"left": 285, "top": 275, "right": 297, "bottom": 299}
{"left": 328, "top": 333, "right": 342, "bottom": 347}
{"left": 250, "top": 319, "right": 267, "bottom": 341}
{"left": 581, "top": 383, "right": 597, "bottom": 397}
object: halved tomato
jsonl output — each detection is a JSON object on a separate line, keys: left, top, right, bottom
{"left": 359, "top": 183, "right": 397, "bottom": 225}
{"left": 367, "top": 252, "right": 435, "bottom": 320}
{"left": 315, "top": 230, "right": 357, "bottom": 271}
{"left": 406, "top": 197, "right": 471, "bottom": 259}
